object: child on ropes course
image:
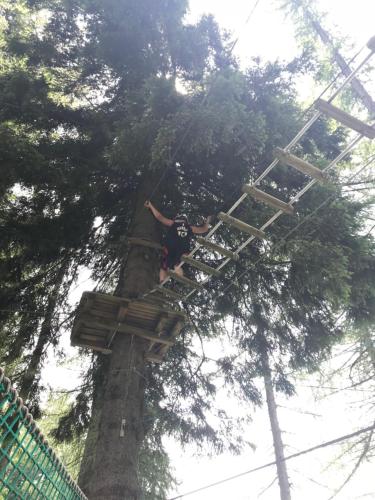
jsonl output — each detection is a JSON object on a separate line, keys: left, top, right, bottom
{"left": 144, "top": 200, "right": 212, "bottom": 283}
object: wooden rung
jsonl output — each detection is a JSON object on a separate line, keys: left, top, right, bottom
{"left": 167, "top": 271, "right": 203, "bottom": 289}
{"left": 156, "top": 285, "right": 183, "bottom": 302}
{"left": 274, "top": 148, "right": 327, "bottom": 183}
{"left": 242, "top": 185, "right": 294, "bottom": 215}
{"left": 181, "top": 255, "right": 221, "bottom": 276}
{"left": 81, "top": 317, "right": 175, "bottom": 346}
{"left": 316, "top": 99, "right": 375, "bottom": 139}
{"left": 196, "top": 237, "right": 239, "bottom": 261}
{"left": 368, "top": 36, "right": 375, "bottom": 52}
{"left": 218, "top": 212, "right": 266, "bottom": 240}
{"left": 145, "top": 353, "right": 164, "bottom": 363}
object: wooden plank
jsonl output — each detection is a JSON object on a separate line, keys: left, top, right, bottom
{"left": 128, "top": 303, "right": 159, "bottom": 315}
{"left": 80, "top": 318, "right": 175, "bottom": 346}
{"left": 315, "top": 99, "right": 375, "bottom": 139}
{"left": 155, "top": 313, "right": 169, "bottom": 334}
{"left": 133, "top": 300, "right": 186, "bottom": 320}
{"left": 148, "top": 313, "right": 170, "bottom": 352}
{"left": 116, "top": 306, "right": 128, "bottom": 322}
{"left": 368, "top": 36, "right": 375, "bottom": 52}
{"left": 170, "top": 319, "right": 184, "bottom": 338}
{"left": 181, "top": 255, "right": 221, "bottom": 276}
{"left": 196, "top": 237, "right": 239, "bottom": 261}
{"left": 274, "top": 147, "right": 327, "bottom": 182}
{"left": 242, "top": 185, "right": 294, "bottom": 215}
{"left": 87, "top": 292, "right": 131, "bottom": 307}
{"left": 81, "top": 333, "right": 106, "bottom": 342}
{"left": 156, "top": 285, "right": 183, "bottom": 302}
{"left": 128, "top": 237, "right": 163, "bottom": 251}
{"left": 91, "top": 307, "right": 116, "bottom": 318}
{"left": 218, "top": 212, "right": 266, "bottom": 240}
{"left": 145, "top": 353, "right": 164, "bottom": 363}
{"left": 167, "top": 271, "right": 203, "bottom": 290}
{"left": 157, "top": 319, "right": 185, "bottom": 357}
{"left": 72, "top": 337, "right": 112, "bottom": 354}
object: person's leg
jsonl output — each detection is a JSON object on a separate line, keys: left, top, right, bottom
{"left": 160, "top": 247, "right": 169, "bottom": 283}
{"left": 173, "top": 264, "right": 184, "bottom": 277}
{"left": 159, "top": 268, "right": 168, "bottom": 282}
{"left": 173, "top": 252, "right": 187, "bottom": 277}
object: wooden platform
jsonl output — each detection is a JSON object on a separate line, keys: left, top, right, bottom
{"left": 71, "top": 292, "right": 186, "bottom": 363}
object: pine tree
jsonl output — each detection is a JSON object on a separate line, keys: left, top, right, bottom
{"left": 1, "top": 1, "right": 374, "bottom": 499}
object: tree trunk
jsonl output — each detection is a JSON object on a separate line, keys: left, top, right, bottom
{"left": 261, "top": 352, "right": 291, "bottom": 500}
{"left": 302, "top": 4, "right": 375, "bottom": 117}
{"left": 79, "top": 174, "right": 161, "bottom": 500}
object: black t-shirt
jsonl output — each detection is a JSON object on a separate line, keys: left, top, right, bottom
{"left": 164, "top": 219, "right": 192, "bottom": 254}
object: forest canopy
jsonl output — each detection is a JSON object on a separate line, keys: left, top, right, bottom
{"left": 0, "top": 1, "right": 374, "bottom": 499}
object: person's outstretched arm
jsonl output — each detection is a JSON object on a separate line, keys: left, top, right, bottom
{"left": 144, "top": 200, "right": 174, "bottom": 227}
{"left": 191, "top": 216, "right": 212, "bottom": 234}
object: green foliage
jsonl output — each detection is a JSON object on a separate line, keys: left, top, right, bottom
{"left": 1, "top": 0, "right": 374, "bottom": 496}
{"left": 38, "top": 392, "right": 84, "bottom": 480}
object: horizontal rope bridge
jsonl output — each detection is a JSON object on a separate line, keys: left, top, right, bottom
{"left": 0, "top": 368, "right": 86, "bottom": 499}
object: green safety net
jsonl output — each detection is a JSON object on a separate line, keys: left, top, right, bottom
{"left": 0, "top": 368, "right": 86, "bottom": 499}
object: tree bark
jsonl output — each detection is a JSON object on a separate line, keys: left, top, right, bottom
{"left": 261, "top": 352, "right": 291, "bottom": 500}
{"left": 79, "top": 174, "right": 162, "bottom": 500}
{"left": 303, "top": 5, "right": 375, "bottom": 117}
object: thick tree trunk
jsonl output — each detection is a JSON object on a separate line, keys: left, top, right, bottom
{"left": 303, "top": 5, "right": 375, "bottom": 116}
{"left": 79, "top": 175, "right": 161, "bottom": 500}
{"left": 261, "top": 352, "right": 291, "bottom": 500}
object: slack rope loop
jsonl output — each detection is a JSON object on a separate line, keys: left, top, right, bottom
{"left": 0, "top": 368, "right": 87, "bottom": 500}
{"left": 169, "top": 423, "right": 375, "bottom": 499}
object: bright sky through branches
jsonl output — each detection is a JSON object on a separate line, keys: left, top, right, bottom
{"left": 167, "top": 2, "right": 375, "bottom": 499}
{"left": 188, "top": 0, "right": 375, "bottom": 65}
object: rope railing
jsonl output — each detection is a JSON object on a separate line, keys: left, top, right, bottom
{"left": 0, "top": 368, "right": 87, "bottom": 499}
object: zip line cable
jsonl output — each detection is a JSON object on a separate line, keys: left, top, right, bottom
{"left": 168, "top": 423, "right": 375, "bottom": 500}
{"left": 229, "top": 0, "right": 262, "bottom": 53}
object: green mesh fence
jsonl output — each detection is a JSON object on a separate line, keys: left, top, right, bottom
{"left": 0, "top": 368, "right": 87, "bottom": 499}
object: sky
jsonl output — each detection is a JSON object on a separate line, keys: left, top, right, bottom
{"left": 166, "top": 1, "right": 375, "bottom": 499}
{"left": 40, "top": 1, "right": 375, "bottom": 499}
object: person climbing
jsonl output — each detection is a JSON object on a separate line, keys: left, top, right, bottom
{"left": 144, "top": 200, "right": 212, "bottom": 282}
